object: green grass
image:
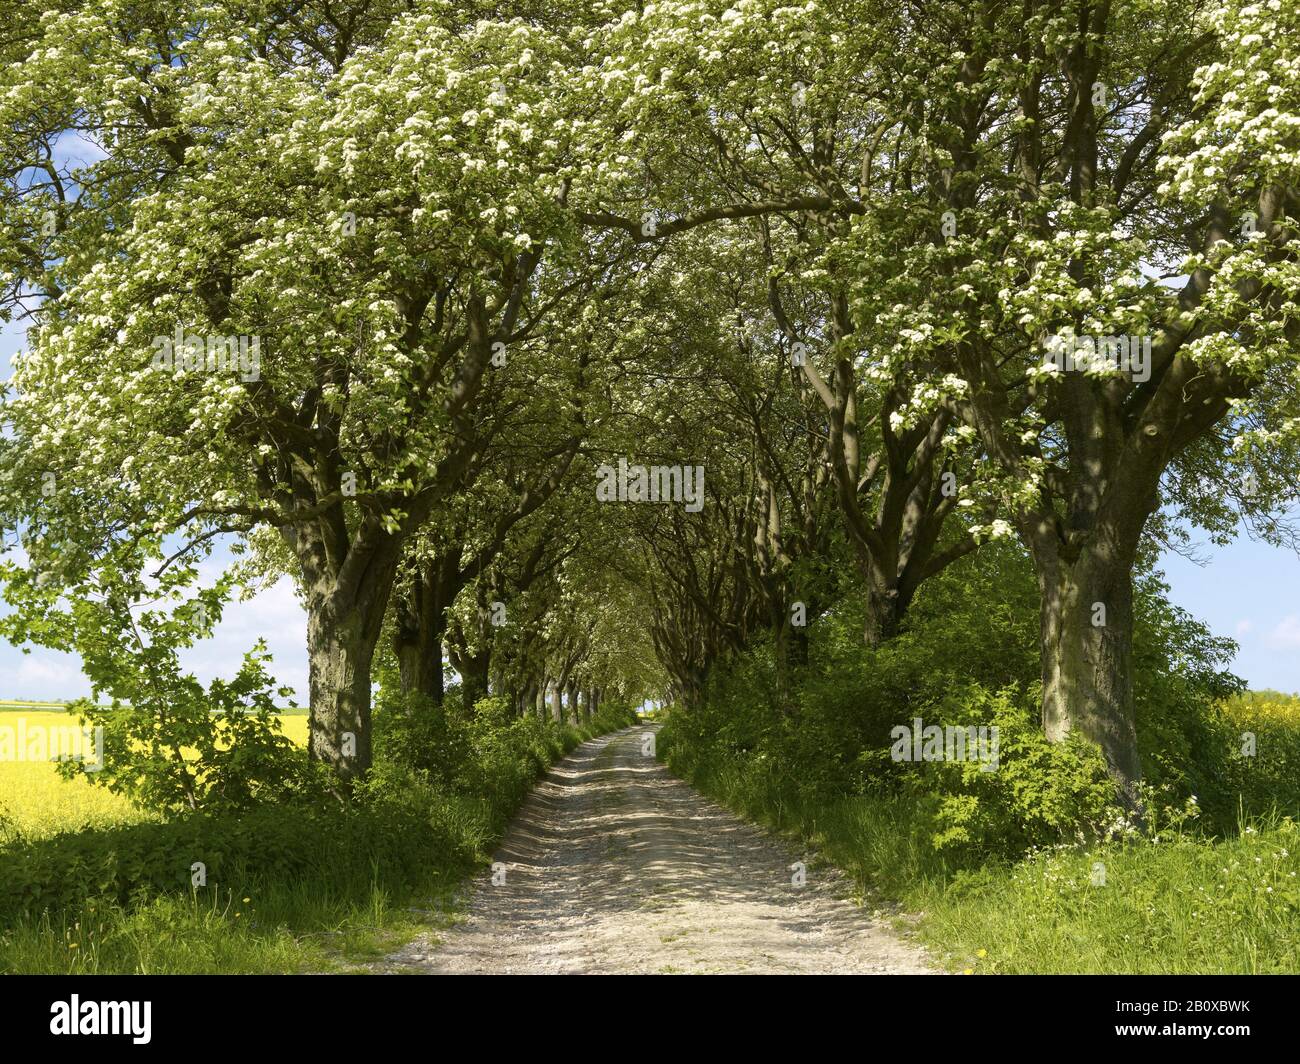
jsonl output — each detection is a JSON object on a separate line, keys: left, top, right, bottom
{"left": 0, "top": 708, "right": 634, "bottom": 973}
{"left": 0, "top": 875, "right": 459, "bottom": 974}
{"left": 664, "top": 750, "right": 1300, "bottom": 974}
{"left": 914, "top": 815, "right": 1300, "bottom": 974}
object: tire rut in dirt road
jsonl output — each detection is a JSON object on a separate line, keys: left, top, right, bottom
{"left": 383, "top": 725, "right": 937, "bottom": 974}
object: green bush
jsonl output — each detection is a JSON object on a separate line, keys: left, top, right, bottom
{"left": 660, "top": 541, "right": 1285, "bottom": 873}
{"left": 889, "top": 684, "right": 1119, "bottom": 859}
{"left": 0, "top": 688, "right": 637, "bottom": 932}
{"left": 0, "top": 797, "right": 460, "bottom": 926}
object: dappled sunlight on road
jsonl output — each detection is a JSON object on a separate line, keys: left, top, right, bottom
{"left": 384, "top": 727, "right": 936, "bottom": 974}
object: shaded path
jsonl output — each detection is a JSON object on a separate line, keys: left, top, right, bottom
{"left": 385, "top": 725, "right": 936, "bottom": 974}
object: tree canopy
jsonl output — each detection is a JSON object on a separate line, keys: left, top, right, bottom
{"left": 2, "top": 0, "right": 1297, "bottom": 807}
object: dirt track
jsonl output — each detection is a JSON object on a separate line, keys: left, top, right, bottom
{"left": 384, "top": 725, "right": 936, "bottom": 974}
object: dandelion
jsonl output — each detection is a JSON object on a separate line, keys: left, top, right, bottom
{"left": 976, "top": 949, "right": 987, "bottom": 958}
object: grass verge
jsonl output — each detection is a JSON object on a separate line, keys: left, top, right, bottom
{"left": 0, "top": 709, "right": 635, "bottom": 974}
{"left": 662, "top": 752, "right": 1300, "bottom": 974}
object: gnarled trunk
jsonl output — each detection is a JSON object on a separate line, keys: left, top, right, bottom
{"left": 291, "top": 524, "right": 399, "bottom": 785}
{"left": 304, "top": 587, "right": 391, "bottom": 783}
{"left": 460, "top": 648, "right": 491, "bottom": 711}
{"left": 1033, "top": 535, "right": 1141, "bottom": 809}
{"left": 396, "top": 601, "right": 444, "bottom": 704}
{"left": 863, "top": 583, "right": 903, "bottom": 648}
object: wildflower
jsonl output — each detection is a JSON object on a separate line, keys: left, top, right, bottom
{"left": 976, "top": 949, "right": 987, "bottom": 958}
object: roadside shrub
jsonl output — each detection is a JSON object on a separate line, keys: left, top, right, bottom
{"left": 0, "top": 796, "right": 460, "bottom": 927}
{"left": 1, "top": 685, "right": 636, "bottom": 932}
{"left": 886, "top": 684, "right": 1119, "bottom": 860}
{"left": 662, "top": 542, "right": 1278, "bottom": 874}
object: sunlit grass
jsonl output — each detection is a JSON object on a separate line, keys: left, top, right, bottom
{"left": 0, "top": 879, "right": 459, "bottom": 974}
{"left": 916, "top": 816, "right": 1300, "bottom": 974}
{"left": 666, "top": 722, "right": 1300, "bottom": 974}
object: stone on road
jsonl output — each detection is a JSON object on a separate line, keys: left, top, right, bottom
{"left": 385, "top": 725, "right": 936, "bottom": 974}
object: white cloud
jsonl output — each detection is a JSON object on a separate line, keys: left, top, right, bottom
{"left": 179, "top": 577, "right": 308, "bottom": 703}
{"left": 2, "top": 650, "right": 94, "bottom": 701}
{"left": 1265, "top": 615, "right": 1300, "bottom": 651}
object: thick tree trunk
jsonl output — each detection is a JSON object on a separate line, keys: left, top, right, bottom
{"left": 1033, "top": 538, "right": 1142, "bottom": 809}
{"left": 394, "top": 561, "right": 451, "bottom": 704}
{"left": 291, "top": 525, "right": 398, "bottom": 786}
{"left": 863, "top": 583, "right": 903, "bottom": 648}
{"left": 305, "top": 596, "right": 386, "bottom": 783}
{"left": 396, "top": 609, "right": 444, "bottom": 704}
{"left": 549, "top": 683, "right": 563, "bottom": 723}
{"left": 773, "top": 610, "right": 809, "bottom": 715}
{"left": 518, "top": 680, "right": 538, "bottom": 718}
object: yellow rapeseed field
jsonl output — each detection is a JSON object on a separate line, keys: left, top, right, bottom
{"left": 0, "top": 709, "right": 309, "bottom": 839}
{"left": 1221, "top": 691, "right": 1300, "bottom": 728}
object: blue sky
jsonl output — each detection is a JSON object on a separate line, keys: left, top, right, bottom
{"left": 2, "top": 312, "right": 1298, "bottom": 703}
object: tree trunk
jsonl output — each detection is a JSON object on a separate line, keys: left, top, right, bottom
{"left": 518, "top": 680, "right": 538, "bottom": 718}
{"left": 394, "top": 560, "right": 452, "bottom": 704}
{"left": 549, "top": 683, "right": 563, "bottom": 723}
{"left": 863, "top": 583, "right": 903, "bottom": 648}
{"left": 291, "top": 526, "right": 398, "bottom": 786}
{"left": 396, "top": 606, "right": 444, "bottom": 704}
{"left": 305, "top": 595, "right": 387, "bottom": 783}
{"left": 1033, "top": 537, "right": 1141, "bottom": 809}
{"left": 461, "top": 649, "right": 491, "bottom": 711}
{"left": 774, "top": 603, "right": 811, "bottom": 713}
